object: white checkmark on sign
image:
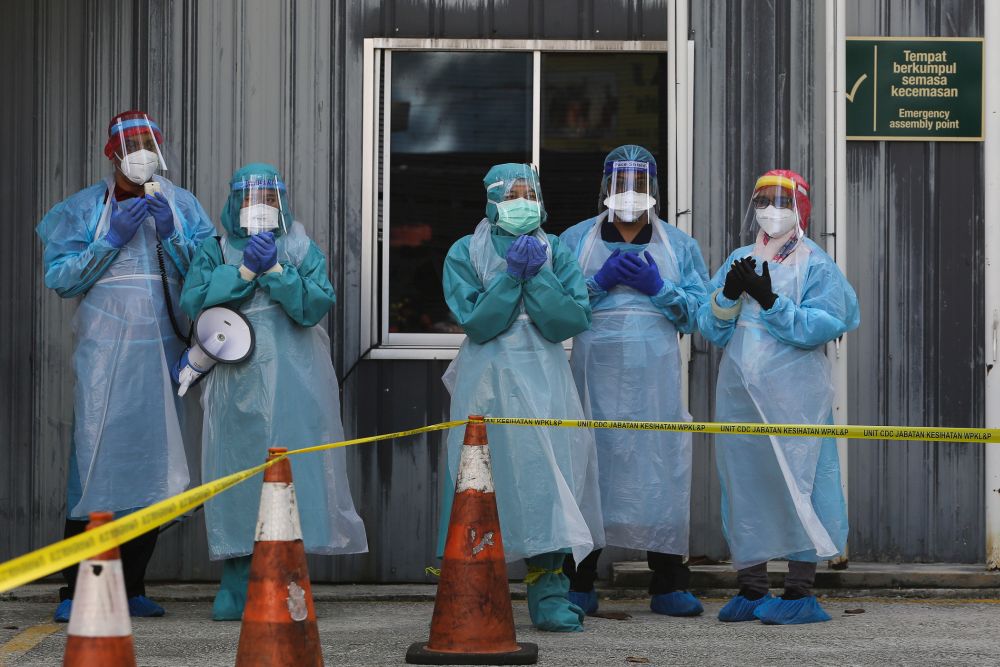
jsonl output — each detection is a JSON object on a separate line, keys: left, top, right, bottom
{"left": 845, "top": 73, "right": 868, "bottom": 102}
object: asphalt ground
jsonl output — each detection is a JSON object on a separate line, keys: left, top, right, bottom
{"left": 1, "top": 595, "right": 998, "bottom": 666}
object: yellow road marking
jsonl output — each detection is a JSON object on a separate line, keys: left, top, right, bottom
{"left": 0, "top": 623, "right": 61, "bottom": 664}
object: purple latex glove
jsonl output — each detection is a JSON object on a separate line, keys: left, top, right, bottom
{"left": 619, "top": 251, "right": 665, "bottom": 296}
{"left": 505, "top": 235, "right": 531, "bottom": 279}
{"left": 521, "top": 235, "right": 547, "bottom": 278}
{"left": 592, "top": 249, "right": 628, "bottom": 291}
{"left": 104, "top": 198, "right": 149, "bottom": 249}
{"left": 146, "top": 192, "right": 175, "bottom": 239}
{"left": 242, "top": 232, "right": 277, "bottom": 274}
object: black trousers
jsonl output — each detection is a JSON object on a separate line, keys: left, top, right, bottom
{"left": 737, "top": 560, "right": 817, "bottom": 597}
{"left": 59, "top": 518, "right": 159, "bottom": 602}
{"left": 564, "top": 549, "right": 691, "bottom": 595}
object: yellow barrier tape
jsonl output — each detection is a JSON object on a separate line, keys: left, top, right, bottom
{"left": 482, "top": 417, "right": 1000, "bottom": 443}
{"left": 0, "top": 460, "right": 274, "bottom": 595}
{"left": 0, "top": 419, "right": 468, "bottom": 595}
{"left": 4, "top": 415, "right": 995, "bottom": 594}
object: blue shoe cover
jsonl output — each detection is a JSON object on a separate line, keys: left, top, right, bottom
{"left": 525, "top": 553, "right": 584, "bottom": 632}
{"left": 212, "top": 556, "right": 250, "bottom": 621}
{"left": 212, "top": 588, "right": 245, "bottom": 621}
{"left": 568, "top": 590, "right": 599, "bottom": 615}
{"left": 128, "top": 595, "right": 165, "bottom": 617}
{"left": 753, "top": 595, "right": 831, "bottom": 625}
{"left": 53, "top": 599, "right": 72, "bottom": 623}
{"left": 718, "top": 593, "right": 773, "bottom": 622}
{"left": 650, "top": 591, "right": 704, "bottom": 617}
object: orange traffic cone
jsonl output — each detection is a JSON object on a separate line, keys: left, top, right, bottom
{"left": 235, "top": 447, "right": 323, "bottom": 667}
{"left": 63, "top": 511, "right": 137, "bottom": 667}
{"left": 406, "top": 416, "right": 538, "bottom": 665}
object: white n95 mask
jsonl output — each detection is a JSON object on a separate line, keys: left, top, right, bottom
{"left": 755, "top": 206, "right": 799, "bottom": 237}
{"left": 604, "top": 190, "right": 656, "bottom": 223}
{"left": 119, "top": 149, "right": 160, "bottom": 185}
{"left": 239, "top": 204, "right": 281, "bottom": 235}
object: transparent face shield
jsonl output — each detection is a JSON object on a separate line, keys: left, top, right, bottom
{"left": 235, "top": 176, "right": 288, "bottom": 236}
{"left": 114, "top": 115, "right": 169, "bottom": 185}
{"left": 740, "top": 175, "right": 803, "bottom": 246}
{"left": 488, "top": 164, "right": 545, "bottom": 235}
{"left": 602, "top": 160, "right": 657, "bottom": 224}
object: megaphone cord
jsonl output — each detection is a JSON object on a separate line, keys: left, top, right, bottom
{"left": 157, "top": 241, "right": 192, "bottom": 346}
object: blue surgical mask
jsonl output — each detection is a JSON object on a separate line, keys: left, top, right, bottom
{"left": 495, "top": 198, "right": 542, "bottom": 235}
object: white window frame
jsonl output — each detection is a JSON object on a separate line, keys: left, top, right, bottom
{"left": 361, "top": 37, "right": 689, "bottom": 361}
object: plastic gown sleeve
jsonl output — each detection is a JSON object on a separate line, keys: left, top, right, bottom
{"left": 649, "top": 233, "right": 709, "bottom": 334}
{"left": 41, "top": 234, "right": 120, "bottom": 298}
{"left": 522, "top": 236, "right": 592, "bottom": 342}
{"left": 759, "top": 260, "right": 860, "bottom": 349}
{"left": 36, "top": 192, "right": 120, "bottom": 298}
{"left": 179, "top": 238, "right": 256, "bottom": 319}
{"left": 697, "top": 256, "right": 741, "bottom": 348}
{"left": 159, "top": 189, "right": 216, "bottom": 274}
{"left": 443, "top": 237, "right": 523, "bottom": 344}
{"left": 256, "top": 242, "right": 336, "bottom": 327}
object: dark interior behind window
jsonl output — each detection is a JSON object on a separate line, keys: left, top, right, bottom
{"left": 540, "top": 53, "right": 668, "bottom": 235}
{"left": 387, "top": 51, "right": 531, "bottom": 335}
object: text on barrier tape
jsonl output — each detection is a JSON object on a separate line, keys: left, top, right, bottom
{"left": 0, "top": 420, "right": 468, "bottom": 594}
{"left": 481, "top": 418, "right": 1000, "bottom": 443}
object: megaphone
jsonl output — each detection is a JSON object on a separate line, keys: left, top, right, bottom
{"left": 175, "top": 306, "right": 255, "bottom": 397}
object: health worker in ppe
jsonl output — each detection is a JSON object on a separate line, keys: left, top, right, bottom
{"left": 36, "top": 110, "right": 216, "bottom": 622}
{"left": 697, "top": 170, "right": 858, "bottom": 625}
{"left": 440, "top": 163, "right": 605, "bottom": 633}
{"left": 561, "top": 145, "right": 709, "bottom": 618}
{"left": 179, "top": 164, "right": 368, "bottom": 621}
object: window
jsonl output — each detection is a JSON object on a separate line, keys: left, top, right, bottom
{"left": 362, "top": 40, "right": 680, "bottom": 358}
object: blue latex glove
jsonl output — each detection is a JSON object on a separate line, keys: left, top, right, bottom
{"left": 505, "top": 234, "right": 532, "bottom": 280}
{"left": 146, "top": 192, "right": 175, "bottom": 239}
{"left": 525, "top": 552, "right": 585, "bottom": 632}
{"left": 104, "top": 198, "right": 148, "bottom": 249}
{"left": 243, "top": 232, "right": 277, "bottom": 274}
{"left": 619, "top": 250, "right": 665, "bottom": 296}
{"left": 592, "top": 249, "right": 627, "bottom": 291}
{"left": 521, "top": 235, "right": 547, "bottom": 278}
{"left": 170, "top": 349, "right": 190, "bottom": 385}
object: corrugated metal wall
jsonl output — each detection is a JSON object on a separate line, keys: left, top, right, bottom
{"left": 687, "top": 0, "right": 827, "bottom": 561}
{"left": 844, "top": 0, "right": 985, "bottom": 562}
{"left": 0, "top": 0, "right": 985, "bottom": 585}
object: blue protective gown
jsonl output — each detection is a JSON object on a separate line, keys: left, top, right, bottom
{"left": 180, "top": 219, "right": 368, "bottom": 560}
{"left": 36, "top": 175, "right": 216, "bottom": 518}
{"left": 697, "top": 236, "right": 859, "bottom": 569}
{"left": 439, "top": 220, "right": 605, "bottom": 563}
{"left": 561, "top": 213, "right": 708, "bottom": 554}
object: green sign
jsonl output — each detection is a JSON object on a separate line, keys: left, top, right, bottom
{"left": 846, "top": 37, "right": 983, "bottom": 141}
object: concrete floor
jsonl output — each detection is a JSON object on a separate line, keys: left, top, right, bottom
{"left": 2, "top": 596, "right": 999, "bottom": 666}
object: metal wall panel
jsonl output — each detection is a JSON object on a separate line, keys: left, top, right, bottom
{"left": 844, "top": 0, "right": 985, "bottom": 562}
{"left": 0, "top": 0, "right": 985, "bottom": 585}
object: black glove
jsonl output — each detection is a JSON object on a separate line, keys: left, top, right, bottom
{"left": 736, "top": 258, "right": 777, "bottom": 310}
{"left": 721, "top": 259, "right": 748, "bottom": 300}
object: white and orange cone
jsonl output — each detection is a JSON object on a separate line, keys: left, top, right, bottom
{"left": 63, "top": 511, "right": 137, "bottom": 667}
{"left": 235, "top": 447, "right": 323, "bottom": 666}
{"left": 406, "top": 416, "right": 538, "bottom": 665}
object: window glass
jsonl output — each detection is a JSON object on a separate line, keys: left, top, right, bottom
{"left": 386, "top": 51, "right": 532, "bottom": 335}
{"left": 540, "top": 53, "right": 668, "bottom": 235}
